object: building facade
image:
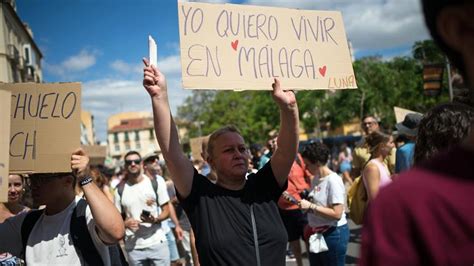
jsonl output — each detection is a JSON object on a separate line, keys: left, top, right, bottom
{"left": 81, "top": 111, "right": 96, "bottom": 145}
{"left": 0, "top": 0, "right": 42, "bottom": 83}
{"left": 107, "top": 112, "right": 159, "bottom": 160}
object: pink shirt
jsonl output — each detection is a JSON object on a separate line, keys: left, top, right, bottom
{"left": 363, "top": 159, "right": 392, "bottom": 189}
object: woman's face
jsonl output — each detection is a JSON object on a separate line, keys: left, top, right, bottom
{"left": 209, "top": 132, "right": 249, "bottom": 181}
{"left": 381, "top": 136, "right": 395, "bottom": 156}
{"left": 8, "top": 174, "right": 24, "bottom": 204}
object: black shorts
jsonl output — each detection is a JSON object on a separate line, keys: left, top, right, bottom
{"left": 278, "top": 208, "right": 308, "bottom": 241}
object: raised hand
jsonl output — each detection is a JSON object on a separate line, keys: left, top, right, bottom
{"left": 71, "top": 148, "right": 90, "bottom": 182}
{"left": 142, "top": 58, "right": 168, "bottom": 99}
{"left": 271, "top": 78, "right": 297, "bottom": 109}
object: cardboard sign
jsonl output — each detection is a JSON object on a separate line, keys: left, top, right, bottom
{"left": 82, "top": 145, "right": 107, "bottom": 166}
{"left": 190, "top": 136, "right": 207, "bottom": 161}
{"left": 178, "top": 2, "right": 356, "bottom": 90}
{"left": 0, "top": 83, "right": 81, "bottom": 174}
{"left": 394, "top": 107, "right": 423, "bottom": 124}
{"left": 0, "top": 90, "right": 11, "bottom": 202}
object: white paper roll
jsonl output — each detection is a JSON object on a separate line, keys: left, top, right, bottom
{"left": 148, "top": 35, "right": 157, "bottom": 67}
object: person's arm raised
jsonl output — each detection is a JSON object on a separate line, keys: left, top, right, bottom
{"left": 142, "top": 58, "right": 194, "bottom": 198}
{"left": 269, "top": 79, "right": 300, "bottom": 188}
{"left": 71, "top": 148, "right": 125, "bottom": 244}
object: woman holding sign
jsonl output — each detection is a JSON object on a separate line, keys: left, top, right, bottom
{"left": 143, "top": 58, "right": 299, "bottom": 266}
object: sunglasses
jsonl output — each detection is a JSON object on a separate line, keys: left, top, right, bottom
{"left": 125, "top": 159, "right": 142, "bottom": 165}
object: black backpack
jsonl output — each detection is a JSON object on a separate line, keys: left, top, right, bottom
{"left": 21, "top": 199, "right": 128, "bottom": 266}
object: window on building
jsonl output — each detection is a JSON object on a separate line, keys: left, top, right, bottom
{"left": 113, "top": 133, "right": 118, "bottom": 143}
{"left": 115, "top": 144, "right": 120, "bottom": 152}
{"left": 136, "top": 142, "right": 141, "bottom": 150}
{"left": 125, "top": 143, "right": 131, "bottom": 150}
{"left": 124, "top": 132, "right": 129, "bottom": 142}
{"left": 135, "top": 131, "right": 140, "bottom": 141}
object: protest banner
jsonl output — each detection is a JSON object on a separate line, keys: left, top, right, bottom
{"left": 178, "top": 2, "right": 356, "bottom": 90}
{"left": 82, "top": 145, "right": 107, "bottom": 166}
{"left": 394, "top": 107, "right": 423, "bottom": 124}
{"left": 0, "top": 89, "right": 11, "bottom": 202}
{"left": 0, "top": 83, "right": 81, "bottom": 174}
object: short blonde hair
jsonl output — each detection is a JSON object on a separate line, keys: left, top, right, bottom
{"left": 207, "top": 125, "right": 242, "bottom": 159}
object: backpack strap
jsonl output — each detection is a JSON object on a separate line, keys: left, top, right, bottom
{"left": 70, "top": 198, "right": 104, "bottom": 266}
{"left": 116, "top": 180, "right": 127, "bottom": 220}
{"left": 150, "top": 177, "right": 160, "bottom": 206}
{"left": 21, "top": 209, "right": 44, "bottom": 258}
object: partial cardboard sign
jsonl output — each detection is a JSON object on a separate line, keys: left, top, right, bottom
{"left": 82, "top": 145, "right": 107, "bottom": 166}
{"left": 0, "top": 90, "right": 11, "bottom": 202}
{"left": 190, "top": 136, "right": 207, "bottom": 162}
{"left": 0, "top": 83, "right": 81, "bottom": 174}
{"left": 178, "top": 2, "right": 356, "bottom": 90}
{"left": 394, "top": 107, "right": 423, "bottom": 124}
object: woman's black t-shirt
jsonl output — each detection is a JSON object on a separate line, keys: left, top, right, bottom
{"left": 177, "top": 161, "right": 288, "bottom": 266}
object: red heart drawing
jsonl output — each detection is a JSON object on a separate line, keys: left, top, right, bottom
{"left": 319, "top": 66, "right": 327, "bottom": 77}
{"left": 231, "top": 40, "right": 239, "bottom": 51}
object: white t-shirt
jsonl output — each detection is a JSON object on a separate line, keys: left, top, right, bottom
{"left": 0, "top": 196, "right": 110, "bottom": 265}
{"left": 114, "top": 175, "right": 170, "bottom": 250}
{"left": 307, "top": 172, "right": 347, "bottom": 227}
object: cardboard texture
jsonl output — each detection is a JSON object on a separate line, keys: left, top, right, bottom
{"left": 394, "top": 107, "right": 423, "bottom": 124}
{"left": 0, "top": 83, "right": 81, "bottom": 174}
{"left": 190, "top": 136, "right": 207, "bottom": 161}
{"left": 82, "top": 145, "right": 107, "bottom": 166}
{"left": 178, "top": 2, "right": 356, "bottom": 90}
{"left": 0, "top": 90, "right": 11, "bottom": 202}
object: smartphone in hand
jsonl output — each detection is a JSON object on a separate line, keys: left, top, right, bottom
{"left": 141, "top": 210, "right": 151, "bottom": 218}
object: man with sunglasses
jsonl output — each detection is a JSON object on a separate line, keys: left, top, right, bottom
{"left": 351, "top": 115, "right": 396, "bottom": 179}
{"left": 114, "top": 151, "right": 170, "bottom": 265}
{"left": 0, "top": 148, "right": 125, "bottom": 265}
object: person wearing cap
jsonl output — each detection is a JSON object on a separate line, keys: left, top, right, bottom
{"left": 114, "top": 150, "right": 171, "bottom": 265}
{"left": 360, "top": 0, "right": 474, "bottom": 265}
{"left": 142, "top": 153, "right": 184, "bottom": 266}
{"left": 394, "top": 113, "right": 423, "bottom": 173}
{"left": 0, "top": 149, "right": 125, "bottom": 265}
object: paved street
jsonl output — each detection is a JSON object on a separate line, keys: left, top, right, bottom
{"left": 286, "top": 219, "right": 361, "bottom": 266}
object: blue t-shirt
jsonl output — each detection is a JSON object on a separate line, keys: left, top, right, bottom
{"left": 395, "top": 142, "right": 415, "bottom": 173}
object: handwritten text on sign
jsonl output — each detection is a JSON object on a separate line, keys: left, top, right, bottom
{"left": 178, "top": 2, "right": 356, "bottom": 90}
{"left": 0, "top": 83, "right": 81, "bottom": 174}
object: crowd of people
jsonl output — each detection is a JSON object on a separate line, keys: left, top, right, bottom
{"left": 1, "top": 0, "right": 474, "bottom": 265}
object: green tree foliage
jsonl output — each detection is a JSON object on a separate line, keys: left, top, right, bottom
{"left": 412, "top": 40, "right": 445, "bottom": 63}
{"left": 179, "top": 89, "right": 281, "bottom": 144}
